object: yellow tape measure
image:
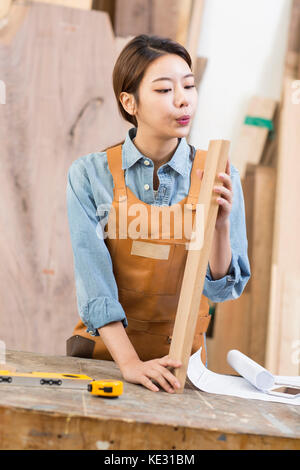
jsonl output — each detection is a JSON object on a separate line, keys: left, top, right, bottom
{"left": 0, "top": 370, "right": 123, "bottom": 397}
{"left": 88, "top": 380, "right": 123, "bottom": 397}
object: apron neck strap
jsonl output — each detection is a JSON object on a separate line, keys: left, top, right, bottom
{"left": 106, "top": 144, "right": 127, "bottom": 201}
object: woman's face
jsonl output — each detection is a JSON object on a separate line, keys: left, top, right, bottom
{"left": 132, "top": 54, "right": 198, "bottom": 139}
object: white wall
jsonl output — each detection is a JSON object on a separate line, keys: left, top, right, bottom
{"left": 190, "top": 0, "right": 292, "bottom": 164}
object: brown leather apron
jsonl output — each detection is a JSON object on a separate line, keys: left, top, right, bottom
{"left": 67, "top": 144, "right": 211, "bottom": 365}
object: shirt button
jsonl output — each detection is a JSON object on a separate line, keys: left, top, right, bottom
{"left": 144, "top": 160, "right": 150, "bottom": 166}
{"left": 144, "top": 184, "right": 150, "bottom": 191}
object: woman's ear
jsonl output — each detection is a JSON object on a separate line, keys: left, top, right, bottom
{"left": 119, "top": 92, "right": 136, "bottom": 117}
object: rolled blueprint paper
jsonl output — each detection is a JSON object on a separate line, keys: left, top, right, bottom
{"left": 227, "top": 350, "right": 275, "bottom": 391}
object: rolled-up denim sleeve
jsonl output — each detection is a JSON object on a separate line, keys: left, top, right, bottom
{"left": 66, "top": 160, "right": 128, "bottom": 335}
{"left": 203, "top": 165, "right": 251, "bottom": 302}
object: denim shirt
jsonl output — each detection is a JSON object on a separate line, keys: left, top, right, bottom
{"left": 66, "top": 127, "right": 251, "bottom": 339}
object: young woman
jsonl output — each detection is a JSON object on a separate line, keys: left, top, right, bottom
{"left": 66, "top": 35, "right": 251, "bottom": 394}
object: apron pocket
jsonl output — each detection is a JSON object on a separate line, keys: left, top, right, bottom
{"left": 112, "top": 240, "right": 187, "bottom": 296}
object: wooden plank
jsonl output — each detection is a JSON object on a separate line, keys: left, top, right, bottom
{"left": 0, "top": 2, "right": 130, "bottom": 356}
{"left": 207, "top": 165, "right": 276, "bottom": 373}
{"left": 0, "top": 350, "right": 299, "bottom": 449}
{"left": 30, "top": 0, "right": 93, "bottom": 9}
{"left": 206, "top": 156, "right": 254, "bottom": 374}
{"left": 92, "top": 0, "right": 116, "bottom": 29}
{"left": 0, "top": 0, "right": 11, "bottom": 20}
{"left": 260, "top": 103, "right": 280, "bottom": 168}
{"left": 194, "top": 56, "right": 207, "bottom": 88}
{"left": 114, "top": 0, "right": 152, "bottom": 37}
{"left": 155, "top": 0, "right": 183, "bottom": 40}
{"left": 284, "top": 0, "right": 300, "bottom": 78}
{"left": 231, "top": 96, "right": 277, "bottom": 178}
{"left": 266, "top": 1, "right": 300, "bottom": 375}
{"left": 175, "top": 0, "right": 193, "bottom": 47}
{"left": 114, "top": 0, "right": 188, "bottom": 42}
{"left": 187, "top": 56, "right": 208, "bottom": 142}
{"left": 169, "top": 140, "right": 230, "bottom": 393}
{"left": 187, "top": 56, "right": 207, "bottom": 142}
{"left": 207, "top": 294, "right": 251, "bottom": 375}
{"left": 114, "top": 0, "right": 203, "bottom": 54}
{"left": 247, "top": 166, "right": 276, "bottom": 366}
{"left": 287, "top": 0, "right": 300, "bottom": 53}
{"left": 266, "top": 77, "right": 300, "bottom": 376}
{"left": 286, "top": 51, "right": 300, "bottom": 80}
{"left": 186, "top": 0, "right": 205, "bottom": 67}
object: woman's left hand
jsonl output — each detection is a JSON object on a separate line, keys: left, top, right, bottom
{"left": 196, "top": 158, "right": 233, "bottom": 231}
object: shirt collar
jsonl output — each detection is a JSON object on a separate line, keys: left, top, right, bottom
{"left": 122, "top": 127, "right": 191, "bottom": 176}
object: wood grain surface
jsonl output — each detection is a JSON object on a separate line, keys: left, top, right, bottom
{"left": 169, "top": 140, "right": 229, "bottom": 392}
{"left": 0, "top": 350, "right": 299, "bottom": 450}
{"left": 231, "top": 96, "right": 277, "bottom": 178}
{"left": 0, "top": 2, "right": 130, "bottom": 355}
{"left": 266, "top": 78, "right": 300, "bottom": 376}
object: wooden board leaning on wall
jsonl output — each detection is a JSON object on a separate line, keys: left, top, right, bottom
{"left": 230, "top": 96, "right": 277, "bottom": 179}
{"left": 265, "top": 77, "right": 300, "bottom": 376}
{"left": 0, "top": 2, "right": 131, "bottom": 355}
{"left": 206, "top": 164, "right": 276, "bottom": 374}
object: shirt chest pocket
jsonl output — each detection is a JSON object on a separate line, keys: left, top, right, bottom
{"left": 111, "top": 239, "right": 188, "bottom": 296}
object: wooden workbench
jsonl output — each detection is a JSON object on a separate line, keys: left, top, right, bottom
{"left": 0, "top": 350, "right": 299, "bottom": 450}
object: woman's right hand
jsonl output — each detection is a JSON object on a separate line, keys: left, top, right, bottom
{"left": 120, "top": 355, "right": 182, "bottom": 393}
